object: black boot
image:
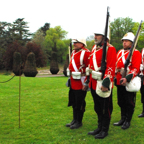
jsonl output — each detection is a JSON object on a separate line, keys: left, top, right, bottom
{"left": 138, "top": 104, "right": 144, "bottom": 117}
{"left": 113, "top": 116, "right": 126, "bottom": 126}
{"left": 70, "top": 111, "right": 83, "bottom": 129}
{"left": 138, "top": 113, "right": 144, "bottom": 117}
{"left": 66, "top": 119, "right": 76, "bottom": 127}
{"left": 66, "top": 109, "right": 77, "bottom": 127}
{"left": 121, "top": 121, "right": 130, "bottom": 130}
{"left": 88, "top": 121, "right": 102, "bottom": 135}
{"left": 94, "top": 126, "right": 108, "bottom": 139}
{"left": 95, "top": 131, "right": 108, "bottom": 139}
{"left": 88, "top": 127, "right": 101, "bottom": 135}
{"left": 70, "top": 121, "right": 82, "bottom": 129}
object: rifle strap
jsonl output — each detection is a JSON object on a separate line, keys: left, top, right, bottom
{"left": 71, "top": 50, "right": 85, "bottom": 72}
{"left": 92, "top": 45, "right": 108, "bottom": 72}
{"left": 116, "top": 50, "right": 129, "bottom": 66}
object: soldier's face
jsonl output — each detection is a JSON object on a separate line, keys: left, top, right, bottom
{"left": 122, "top": 40, "right": 132, "bottom": 49}
{"left": 73, "top": 42, "right": 84, "bottom": 50}
{"left": 94, "top": 34, "right": 103, "bottom": 45}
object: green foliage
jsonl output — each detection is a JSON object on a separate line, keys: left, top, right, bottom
{"left": 40, "top": 23, "right": 50, "bottom": 36}
{"left": 0, "top": 18, "right": 32, "bottom": 69}
{"left": 132, "top": 22, "right": 144, "bottom": 51}
{"left": 0, "top": 22, "right": 14, "bottom": 48}
{"left": 86, "top": 35, "right": 95, "bottom": 51}
{"left": 110, "top": 17, "right": 134, "bottom": 51}
{"left": 44, "top": 26, "right": 68, "bottom": 63}
{"left": 3, "top": 71, "right": 11, "bottom": 75}
{"left": 12, "top": 18, "right": 32, "bottom": 45}
{"left": 86, "top": 17, "right": 144, "bottom": 52}
{"left": 0, "top": 18, "right": 32, "bottom": 48}
{"left": 32, "top": 29, "right": 45, "bottom": 47}
{"left": 0, "top": 76, "right": 144, "bottom": 144}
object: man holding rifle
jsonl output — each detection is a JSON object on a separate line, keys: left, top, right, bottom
{"left": 86, "top": 28, "right": 116, "bottom": 139}
{"left": 65, "top": 38, "right": 90, "bottom": 129}
{"left": 113, "top": 32, "right": 141, "bottom": 129}
{"left": 83, "top": 7, "right": 116, "bottom": 139}
{"left": 138, "top": 48, "right": 144, "bottom": 118}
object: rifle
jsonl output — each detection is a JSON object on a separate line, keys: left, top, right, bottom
{"left": 101, "top": 6, "right": 110, "bottom": 79}
{"left": 69, "top": 39, "right": 72, "bottom": 63}
{"left": 66, "top": 39, "right": 72, "bottom": 87}
{"left": 120, "top": 20, "right": 143, "bottom": 84}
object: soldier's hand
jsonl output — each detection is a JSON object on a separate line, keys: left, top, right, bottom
{"left": 101, "top": 85, "right": 108, "bottom": 92}
{"left": 82, "top": 85, "right": 88, "bottom": 91}
{"left": 120, "top": 78, "right": 127, "bottom": 86}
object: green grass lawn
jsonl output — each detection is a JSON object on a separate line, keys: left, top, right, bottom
{"left": 0, "top": 75, "right": 144, "bottom": 144}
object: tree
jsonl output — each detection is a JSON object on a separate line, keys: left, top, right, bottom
{"left": 44, "top": 26, "right": 68, "bottom": 63}
{"left": 32, "top": 29, "right": 45, "bottom": 46}
{"left": 25, "top": 42, "right": 47, "bottom": 67}
{"left": 12, "top": 18, "right": 32, "bottom": 45}
{"left": 3, "top": 41, "right": 26, "bottom": 70}
{"left": 132, "top": 21, "right": 144, "bottom": 51}
{"left": 110, "top": 17, "right": 134, "bottom": 51}
{"left": 32, "top": 29, "right": 48, "bottom": 61}
{"left": 0, "top": 22, "right": 14, "bottom": 50}
{"left": 41, "top": 23, "right": 50, "bottom": 36}
{"left": 86, "top": 35, "right": 94, "bottom": 50}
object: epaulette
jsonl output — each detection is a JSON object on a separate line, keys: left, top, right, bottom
{"left": 82, "top": 48, "right": 90, "bottom": 52}
{"left": 135, "top": 49, "right": 139, "bottom": 51}
{"left": 107, "top": 43, "right": 113, "bottom": 47}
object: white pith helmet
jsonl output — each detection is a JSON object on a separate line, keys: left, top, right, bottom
{"left": 94, "top": 26, "right": 110, "bottom": 40}
{"left": 121, "top": 32, "right": 135, "bottom": 42}
{"left": 72, "top": 38, "right": 87, "bottom": 46}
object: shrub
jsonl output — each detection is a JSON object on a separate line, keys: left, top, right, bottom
{"left": 50, "top": 52, "right": 59, "bottom": 74}
{"left": 3, "top": 41, "right": 26, "bottom": 70}
{"left": 23, "top": 52, "right": 38, "bottom": 77}
{"left": 63, "top": 54, "right": 69, "bottom": 76}
{"left": 26, "top": 42, "right": 47, "bottom": 67}
{"left": 13, "top": 52, "right": 23, "bottom": 76}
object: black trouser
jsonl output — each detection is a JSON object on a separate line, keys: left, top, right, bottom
{"left": 117, "top": 85, "right": 136, "bottom": 122}
{"left": 140, "top": 84, "right": 144, "bottom": 112}
{"left": 68, "top": 88, "right": 87, "bottom": 123}
{"left": 140, "top": 85, "right": 144, "bottom": 104}
{"left": 91, "top": 88, "right": 113, "bottom": 132}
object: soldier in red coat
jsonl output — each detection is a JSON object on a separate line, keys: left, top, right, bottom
{"left": 138, "top": 48, "right": 144, "bottom": 117}
{"left": 84, "top": 28, "right": 116, "bottom": 139}
{"left": 113, "top": 32, "right": 141, "bottom": 129}
{"left": 65, "top": 38, "right": 90, "bottom": 129}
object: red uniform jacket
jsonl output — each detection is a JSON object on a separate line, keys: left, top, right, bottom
{"left": 89, "top": 43, "right": 116, "bottom": 90}
{"left": 116, "top": 49, "right": 141, "bottom": 85}
{"left": 69, "top": 47, "right": 90, "bottom": 90}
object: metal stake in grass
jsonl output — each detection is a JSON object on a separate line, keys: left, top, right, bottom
{"left": 19, "top": 75, "right": 21, "bottom": 128}
{"left": 19, "top": 65, "right": 22, "bottom": 128}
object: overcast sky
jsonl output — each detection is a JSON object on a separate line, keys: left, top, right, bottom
{"left": 0, "top": 0, "right": 143, "bottom": 39}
